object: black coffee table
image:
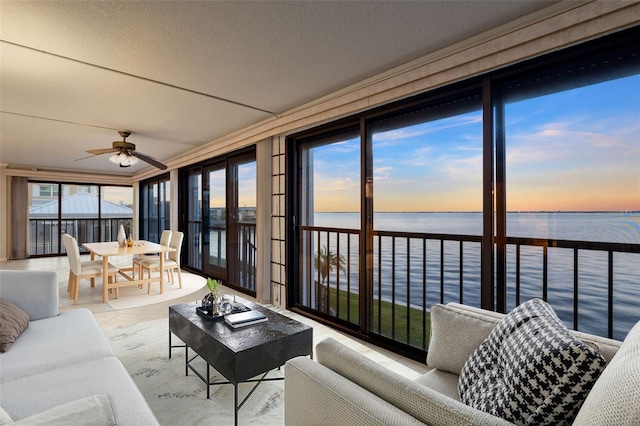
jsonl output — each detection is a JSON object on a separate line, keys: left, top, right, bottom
{"left": 168, "top": 300, "right": 313, "bottom": 425}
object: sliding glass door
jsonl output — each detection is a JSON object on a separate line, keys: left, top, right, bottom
{"left": 182, "top": 148, "right": 257, "bottom": 295}
{"left": 296, "top": 127, "right": 362, "bottom": 326}
{"left": 139, "top": 174, "right": 170, "bottom": 243}
{"left": 184, "top": 169, "right": 203, "bottom": 270}
{"left": 228, "top": 153, "right": 257, "bottom": 292}
{"left": 203, "top": 163, "right": 226, "bottom": 278}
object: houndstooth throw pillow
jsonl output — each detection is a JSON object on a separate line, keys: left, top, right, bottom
{"left": 458, "top": 298, "right": 606, "bottom": 426}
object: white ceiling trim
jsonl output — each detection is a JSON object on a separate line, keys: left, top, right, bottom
{"left": 3, "top": 167, "right": 132, "bottom": 186}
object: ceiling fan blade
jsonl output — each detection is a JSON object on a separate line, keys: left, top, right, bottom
{"left": 87, "top": 147, "right": 118, "bottom": 155}
{"left": 135, "top": 152, "right": 168, "bottom": 170}
{"left": 75, "top": 153, "right": 99, "bottom": 161}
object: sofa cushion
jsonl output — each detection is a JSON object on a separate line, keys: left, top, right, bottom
{"left": 11, "top": 395, "right": 115, "bottom": 426}
{"left": 415, "top": 370, "right": 460, "bottom": 401}
{"left": 573, "top": 319, "right": 640, "bottom": 425}
{"left": 0, "top": 309, "right": 114, "bottom": 383}
{"left": 0, "top": 406, "right": 13, "bottom": 425}
{"left": 0, "top": 357, "right": 158, "bottom": 425}
{"left": 427, "top": 304, "right": 500, "bottom": 375}
{"left": 0, "top": 299, "right": 29, "bottom": 353}
{"left": 316, "top": 338, "right": 512, "bottom": 426}
{"left": 572, "top": 330, "right": 621, "bottom": 364}
{"left": 459, "top": 298, "right": 606, "bottom": 426}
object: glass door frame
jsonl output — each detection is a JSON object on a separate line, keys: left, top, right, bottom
{"left": 179, "top": 147, "right": 257, "bottom": 296}
{"left": 203, "top": 161, "right": 227, "bottom": 280}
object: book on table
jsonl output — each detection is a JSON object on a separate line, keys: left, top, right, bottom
{"left": 224, "top": 310, "right": 268, "bottom": 328}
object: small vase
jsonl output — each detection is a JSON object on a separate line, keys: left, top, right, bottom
{"left": 117, "top": 224, "right": 126, "bottom": 247}
{"left": 212, "top": 295, "right": 220, "bottom": 316}
{"left": 201, "top": 293, "right": 220, "bottom": 315}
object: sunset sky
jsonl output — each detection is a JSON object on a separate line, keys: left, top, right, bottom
{"left": 103, "top": 186, "right": 134, "bottom": 206}
{"left": 311, "top": 74, "right": 640, "bottom": 213}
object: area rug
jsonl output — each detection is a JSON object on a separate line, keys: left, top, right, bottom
{"left": 106, "top": 318, "right": 285, "bottom": 425}
{"left": 58, "top": 271, "right": 207, "bottom": 311}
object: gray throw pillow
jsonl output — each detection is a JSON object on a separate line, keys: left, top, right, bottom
{"left": 0, "top": 298, "right": 30, "bottom": 353}
{"left": 459, "top": 298, "right": 606, "bottom": 426}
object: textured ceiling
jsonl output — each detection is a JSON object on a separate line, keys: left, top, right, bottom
{"left": 0, "top": 1, "right": 557, "bottom": 175}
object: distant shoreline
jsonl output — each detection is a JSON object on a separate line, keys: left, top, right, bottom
{"left": 315, "top": 211, "right": 640, "bottom": 215}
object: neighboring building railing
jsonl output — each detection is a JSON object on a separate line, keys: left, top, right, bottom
{"left": 185, "top": 220, "right": 203, "bottom": 270}
{"left": 298, "top": 226, "right": 640, "bottom": 353}
{"left": 29, "top": 218, "right": 132, "bottom": 256}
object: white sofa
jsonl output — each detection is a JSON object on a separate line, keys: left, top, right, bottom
{"left": 285, "top": 301, "right": 640, "bottom": 425}
{"left": 0, "top": 270, "right": 158, "bottom": 425}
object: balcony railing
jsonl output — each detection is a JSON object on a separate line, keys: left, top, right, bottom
{"left": 299, "top": 226, "right": 640, "bottom": 354}
{"left": 29, "top": 218, "right": 132, "bottom": 256}
{"left": 184, "top": 220, "right": 256, "bottom": 292}
{"left": 238, "top": 223, "right": 257, "bottom": 292}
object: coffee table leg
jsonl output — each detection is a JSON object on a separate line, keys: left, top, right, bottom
{"left": 234, "top": 383, "right": 239, "bottom": 426}
{"left": 206, "top": 364, "right": 210, "bottom": 399}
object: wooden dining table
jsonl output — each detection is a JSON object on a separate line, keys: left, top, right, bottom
{"left": 83, "top": 240, "right": 175, "bottom": 303}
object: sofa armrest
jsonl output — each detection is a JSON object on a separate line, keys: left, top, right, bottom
{"left": 316, "top": 338, "right": 512, "bottom": 426}
{"left": 0, "top": 270, "right": 59, "bottom": 320}
{"left": 285, "top": 356, "right": 426, "bottom": 426}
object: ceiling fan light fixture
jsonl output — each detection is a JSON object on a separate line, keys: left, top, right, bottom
{"left": 108, "top": 150, "right": 138, "bottom": 167}
{"left": 87, "top": 131, "right": 167, "bottom": 170}
{"left": 118, "top": 152, "right": 131, "bottom": 167}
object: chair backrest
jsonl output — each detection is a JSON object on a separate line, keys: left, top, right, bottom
{"left": 159, "top": 230, "right": 172, "bottom": 259}
{"left": 62, "top": 234, "right": 82, "bottom": 275}
{"left": 159, "top": 230, "right": 172, "bottom": 246}
{"left": 168, "top": 231, "right": 184, "bottom": 264}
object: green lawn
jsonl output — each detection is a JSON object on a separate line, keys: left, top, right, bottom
{"left": 322, "top": 286, "right": 431, "bottom": 349}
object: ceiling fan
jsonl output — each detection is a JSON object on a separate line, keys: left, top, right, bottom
{"left": 86, "top": 131, "right": 167, "bottom": 170}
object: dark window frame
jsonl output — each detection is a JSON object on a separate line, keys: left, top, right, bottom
{"left": 287, "top": 25, "right": 640, "bottom": 360}
{"left": 139, "top": 173, "right": 171, "bottom": 243}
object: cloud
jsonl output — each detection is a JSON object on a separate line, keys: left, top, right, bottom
{"left": 507, "top": 116, "right": 639, "bottom": 170}
{"left": 373, "top": 112, "right": 482, "bottom": 145}
{"left": 374, "top": 166, "right": 392, "bottom": 181}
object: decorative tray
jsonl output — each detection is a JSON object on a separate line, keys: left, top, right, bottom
{"left": 196, "top": 304, "right": 251, "bottom": 320}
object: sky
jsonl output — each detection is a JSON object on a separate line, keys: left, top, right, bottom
{"left": 102, "top": 186, "right": 134, "bottom": 206}
{"left": 310, "top": 74, "right": 640, "bottom": 213}
{"left": 207, "top": 162, "right": 256, "bottom": 208}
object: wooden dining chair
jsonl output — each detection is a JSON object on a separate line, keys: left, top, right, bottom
{"left": 62, "top": 234, "right": 120, "bottom": 304}
{"left": 132, "top": 229, "right": 172, "bottom": 280}
{"left": 140, "top": 231, "right": 184, "bottom": 293}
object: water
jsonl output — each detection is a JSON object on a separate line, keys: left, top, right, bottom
{"left": 315, "top": 211, "right": 640, "bottom": 243}
{"left": 311, "top": 211, "right": 640, "bottom": 340}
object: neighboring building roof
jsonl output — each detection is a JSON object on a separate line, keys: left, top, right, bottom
{"left": 29, "top": 191, "right": 133, "bottom": 219}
